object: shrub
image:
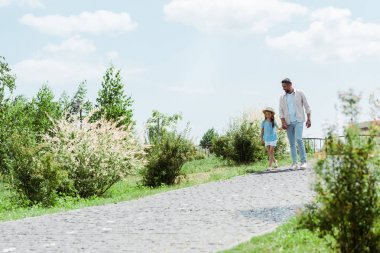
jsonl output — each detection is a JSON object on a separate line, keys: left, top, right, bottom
{"left": 213, "top": 113, "right": 287, "bottom": 164}
{"left": 275, "top": 128, "right": 288, "bottom": 158}
{"left": 304, "top": 139, "right": 315, "bottom": 154}
{"left": 142, "top": 111, "right": 196, "bottom": 187}
{"left": 45, "top": 114, "right": 146, "bottom": 198}
{"left": 299, "top": 127, "right": 380, "bottom": 253}
{"left": 232, "top": 120, "right": 265, "bottom": 163}
{"left": 6, "top": 132, "right": 72, "bottom": 206}
{"left": 199, "top": 128, "right": 219, "bottom": 152}
{"left": 212, "top": 135, "right": 234, "bottom": 161}
{"left": 142, "top": 131, "right": 195, "bottom": 187}
{"left": 0, "top": 97, "right": 35, "bottom": 174}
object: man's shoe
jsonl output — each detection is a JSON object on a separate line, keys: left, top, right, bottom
{"left": 289, "top": 163, "right": 298, "bottom": 170}
{"left": 300, "top": 162, "right": 308, "bottom": 169}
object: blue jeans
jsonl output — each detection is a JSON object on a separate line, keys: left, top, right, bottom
{"left": 286, "top": 121, "right": 307, "bottom": 163}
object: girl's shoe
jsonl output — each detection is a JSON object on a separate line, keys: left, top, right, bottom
{"left": 274, "top": 160, "right": 278, "bottom": 168}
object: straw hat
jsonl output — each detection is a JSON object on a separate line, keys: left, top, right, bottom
{"left": 262, "top": 107, "right": 275, "bottom": 114}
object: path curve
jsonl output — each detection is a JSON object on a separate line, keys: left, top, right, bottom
{"left": 0, "top": 168, "right": 315, "bottom": 253}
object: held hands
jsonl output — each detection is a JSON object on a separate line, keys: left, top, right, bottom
{"left": 281, "top": 119, "right": 287, "bottom": 130}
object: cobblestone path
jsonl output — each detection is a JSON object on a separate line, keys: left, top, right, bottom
{"left": 0, "top": 168, "right": 315, "bottom": 253}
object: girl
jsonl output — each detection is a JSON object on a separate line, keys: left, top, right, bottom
{"left": 261, "top": 107, "right": 278, "bottom": 170}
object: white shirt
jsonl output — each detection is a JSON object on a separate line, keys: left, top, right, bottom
{"left": 279, "top": 89, "right": 311, "bottom": 124}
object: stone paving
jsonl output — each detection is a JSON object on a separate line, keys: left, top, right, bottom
{"left": 0, "top": 167, "right": 315, "bottom": 253}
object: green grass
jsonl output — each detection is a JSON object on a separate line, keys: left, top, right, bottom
{"left": 0, "top": 156, "right": 291, "bottom": 222}
{"left": 222, "top": 218, "right": 334, "bottom": 253}
{"left": 222, "top": 147, "right": 380, "bottom": 253}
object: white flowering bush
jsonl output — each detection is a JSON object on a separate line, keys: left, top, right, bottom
{"left": 44, "top": 114, "right": 146, "bottom": 198}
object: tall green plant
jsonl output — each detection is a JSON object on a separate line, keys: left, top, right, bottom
{"left": 301, "top": 128, "right": 379, "bottom": 253}
{"left": 0, "top": 56, "right": 16, "bottom": 173}
{"left": 0, "top": 96, "right": 35, "bottom": 174}
{"left": 369, "top": 89, "right": 380, "bottom": 120}
{"left": 145, "top": 110, "right": 182, "bottom": 144}
{"left": 338, "top": 89, "right": 362, "bottom": 124}
{"left": 69, "top": 81, "right": 93, "bottom": 116}
{"left": 213, "top": 115, "right": 286, "bottom": 164}
{"left": 92, "top": 65, "right": 133, "bottom": 126}
{"left": 300, "top": 89, "right": 379, "bottom": 253}
{"left": 199, "top": 128, "right": 218, "bottom": 151}
{"left": 0, "top": 56, "right": 16, "bottom": 105}
{"left": 6, "top": 132, "right": 72, "bottom": 207}
{"left": 232, "top": 120, "right": 263, "bottom": 163}
{"left": 142, "top": 131, "right": 195, "bottom": 187}
{"left": 31, "top": 85, "right": 62, "bottom": 139}
{"left": 142, "top": 111, "right": 196, "bottom": 187}
{"left": 58, "top": 92, "right": 71, "bottom": 113}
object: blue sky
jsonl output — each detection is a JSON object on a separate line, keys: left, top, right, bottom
{"left": 1, "top": 0, "right": 380, "bottom": 141}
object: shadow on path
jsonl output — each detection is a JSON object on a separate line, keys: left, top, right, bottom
{"left": 240, "top": 204, "right": 302, "bottom": 224}
{"left": 246, "top": 168, "right": 306, "bottom": 174}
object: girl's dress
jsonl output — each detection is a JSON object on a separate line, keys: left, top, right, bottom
{"left": 261, "top": 120, "right": 278, "bottom": 146}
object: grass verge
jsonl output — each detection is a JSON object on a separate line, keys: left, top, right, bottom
{"left": 222, "top": 218, "right": 334, "bottom": 253}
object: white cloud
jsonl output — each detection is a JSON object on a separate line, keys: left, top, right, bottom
{"left": 14, "top": 57, "right": 146, "bottom": 93}
{"left": 13, "top": 52, "right": 146, "bottom": 96}
{"left": 43, "top": 36, "right": 96, "bottom": 54}
{"left": 266, "top": 7, "right": 380, "bottom": 63}
{"left": 13, "top": 58, "right": 104, "bottom": 89}
{"left": 19, "top": 10, "right": 138, "bottom": 36}
{"left": 164, "top": 0, "right": 308, "bottom": 34}
{"left": 0, "top": 0, "right": 43, "bottom": 8}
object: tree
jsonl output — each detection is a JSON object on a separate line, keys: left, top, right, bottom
{"left": 32, "top": 85, "right": 61, "bottom": 138}
{"left": 0, "top": 96, "right": 34, "bottom": 174}
{"left": 199, "top": 128, "right": 218, "bottom": 151}
{"left": 369, "top": 89, "right": 380, "bottom": 120}
{"left": 145, "top": 110, "right": 182, "bottom": 144}
{"left": 338, "top": 88, "right": 362, "bottom": 124}
{"left": 69, "top": 81, "right": 93, "bottom": 115}
{"left": 92, "top": 65, "right": 133, "bottom": 126}
{"left": 0, "top": 57, "right": 17, "bottom": 173}
{"left": 58, "top": 91, "right": 71, "bottom": 113}
{"left": 142, "top": 110, "right": 196, "bottom": 187}
{"left": 0, "top": 56, "right": 16, "bottom": 105}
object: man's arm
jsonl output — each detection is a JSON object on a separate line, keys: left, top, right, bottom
{"left": 279, "top": 96, "right": 287, "bottom": 129}
{"left": 306, "top": 113, "right": 311, "bottom": 128}
{"left": 301, "top": 91, "right": 311, "bottom": 128}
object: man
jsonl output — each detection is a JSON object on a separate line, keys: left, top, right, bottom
{"left": 279, "top": 78, "right": 311, "bottom": 169}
